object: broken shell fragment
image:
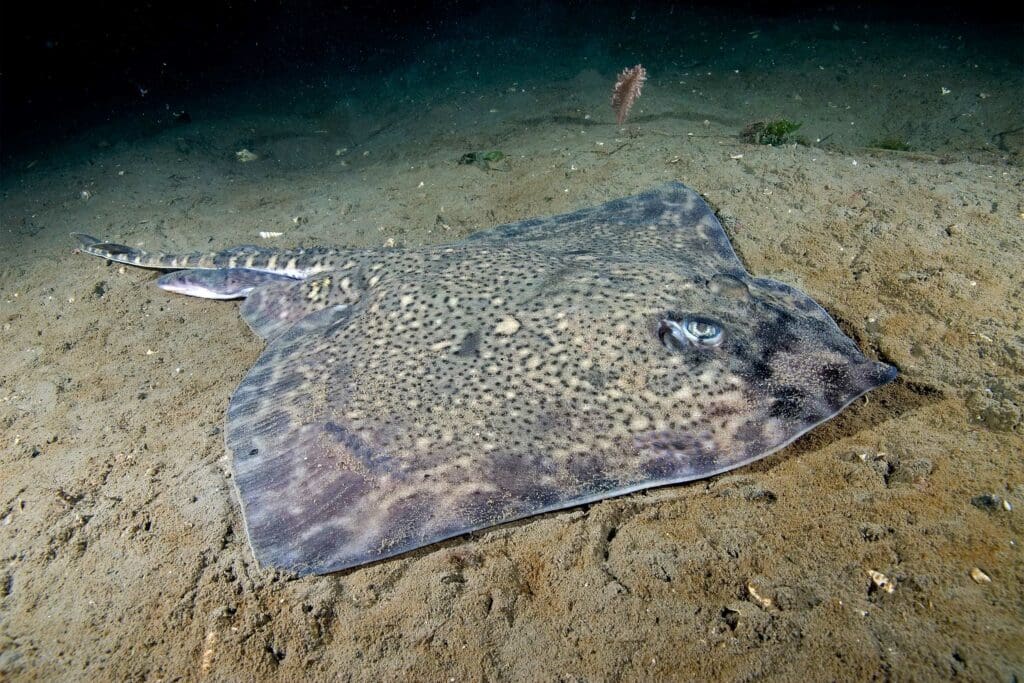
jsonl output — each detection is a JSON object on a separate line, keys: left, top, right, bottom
{"left": 747, "top": 583, "right": 773, "bottom": 609}
{"left": 970, "top": 567, "right": 992, "bottom": 584}
{"left": 868, "top": 569, "right": 896, "bottom": 593}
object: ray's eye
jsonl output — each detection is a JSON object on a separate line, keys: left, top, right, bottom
{"left": 682, "top": 317, "right": 723, "bottom": 346}
{"left": 659, "top": 315, "right": 724, "bottom": 349}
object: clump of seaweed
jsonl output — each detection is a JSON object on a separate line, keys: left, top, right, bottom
{"left": 458, "top": 150, "right": 509, "bottom": 171}
{"left": 870, "top": 137, "right": 911, "bottom": 151}
{"left": 741, "top": 119, "right": 803, "bottom": 146}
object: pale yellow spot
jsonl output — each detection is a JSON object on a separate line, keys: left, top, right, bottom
{"left": 630, "top": 414, "right": 650, "bottom": 431}
{"left": 399, "top": 294, "right": 415, "bottom": 307}
{"left": 493, "top": 316, "right": 521, "bottom": 335}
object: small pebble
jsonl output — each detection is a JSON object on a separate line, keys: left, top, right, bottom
{"left": 970, "top": 567, "right": 991, "bottom": 584}
{"left": 868, "top": 569, "right": 896, "bottom": 593}
{"left": 971, "top": 494, "right": 1003, "bottom": 512}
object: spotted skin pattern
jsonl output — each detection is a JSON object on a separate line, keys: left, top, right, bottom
{"left": 75, "top": 182, "right": 896, "bottom": 575}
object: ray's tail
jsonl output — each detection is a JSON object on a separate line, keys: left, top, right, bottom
{"left": 71, "top": 232, "right": 353, "bottom": 279}
{"left": 73, "top": 233, "right": 262, "bottom": 271}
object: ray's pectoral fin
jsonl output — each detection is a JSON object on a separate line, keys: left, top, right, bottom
{"left": 240, "top": 280, "right": 312, "bottom": 339}
{"left": 225, "top": 304, "right": 367, "bottom": 575}
{"left": 224, "top": 302, "right": 523, "bottom": 576}
{"left": 633, "top": 356, "right": 896, "bottom": 484}
{"left": 157, "top": 268, "right": 298, "bottom": 300}
{"left": 240, "top": 271, "right": 363, "bottom": 340}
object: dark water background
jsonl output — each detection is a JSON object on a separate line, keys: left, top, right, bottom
{"left": 3, "top": 1, "right": 1021, "bottom": 161}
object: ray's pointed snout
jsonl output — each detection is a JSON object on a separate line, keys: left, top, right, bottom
{"left": 867, "top": 360, "right": 899, "bottom": 388}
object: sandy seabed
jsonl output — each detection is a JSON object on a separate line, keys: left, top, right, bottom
{"left": 1, "top": 15, "right": 1022, "bottom": 681}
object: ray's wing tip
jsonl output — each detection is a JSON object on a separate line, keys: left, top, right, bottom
{"left": 871, "top": 360, "right": 899, "bottom": 388}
